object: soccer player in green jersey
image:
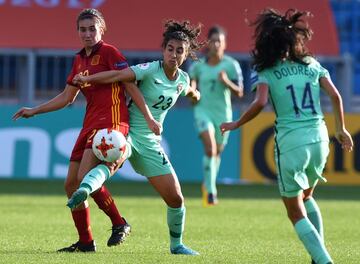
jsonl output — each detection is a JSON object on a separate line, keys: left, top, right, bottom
{"left": 69, "top": 20, "right": 204, "bottom": 255}
{"left": 221, "top": 8, "right": 353, "bottom": 264}
{"left": 188, "top": 25, "right": 244, "bottom": 206}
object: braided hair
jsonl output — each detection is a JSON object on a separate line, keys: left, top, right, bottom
{"left": 162, "top": 20, "right": 205, "bottom": 60}
{"left": 251, "top": 8, "right": 313, "bottom": 72}
{"left": 77, "top": 8, "right": 107, "bottom": 33}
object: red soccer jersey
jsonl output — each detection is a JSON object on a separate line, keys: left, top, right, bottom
{"left": 67, "top": 40, "right": 129, "bottom": 130}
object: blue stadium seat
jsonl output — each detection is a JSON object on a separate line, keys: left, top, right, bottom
{"left": 331, "top": 0, "right": 360, "bottom": 94}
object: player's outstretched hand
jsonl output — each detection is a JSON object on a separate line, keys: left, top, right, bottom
{"left": 12, "top": 107, "right": 36, "bottom": 120}
{"left": 220, "top": 121, "right": 239, "bottom": 135}
{"left": 147, "top": 118, "right": 162, "bottom": 135}
{"left": 190, "top": 89, "right": 201, "bottom": 105}
{"left": 186, "top": 87, "right": 200, "bottom": 105}
{"left": 72, "top": 74, "right": 87, "bottom": 86}
{"left": 335, "top": 129, "right": 354, "bottom": 152}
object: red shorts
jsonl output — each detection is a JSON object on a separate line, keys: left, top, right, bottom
{"left": 70, "top": 125, "right": 129, "bottom": 161}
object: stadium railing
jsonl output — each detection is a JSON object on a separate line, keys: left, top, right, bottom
{"left": 0, "top": 48, "right": 356, "bottom": 113}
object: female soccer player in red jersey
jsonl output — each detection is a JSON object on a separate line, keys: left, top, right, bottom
{"left": 13, "top": 8, "right": 160, "bottom": 252}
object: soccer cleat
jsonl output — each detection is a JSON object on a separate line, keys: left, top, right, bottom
{"left": 311, "top": 260, "right": 333, "bottom": 264}
{"left": 170, "top": 244, "right": 200, "bottom": 255}
{"left": 201, "top": 185, "right": 218, "bottom": 207}
{"left": 67, "top": 188, "right": 89, "bottom": 209}
{"left": 107, "top": 218, "right": 131, "bottom": 247}
{"left": 207, "top": 193, "right": 218, "bottom": 205}
{"left": 57, "top": 240, "right": 96, "bottom": 253}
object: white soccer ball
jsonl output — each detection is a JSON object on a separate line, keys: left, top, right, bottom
{"left": 92, "top": 128, "right": 127, "bottom": 162}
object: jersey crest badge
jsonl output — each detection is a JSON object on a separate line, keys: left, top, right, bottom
{"left": 177, "top": 83, "right": 183, "bottom": 94}
{"left": 91, "top": 55, "right": 100, "bottom": 65}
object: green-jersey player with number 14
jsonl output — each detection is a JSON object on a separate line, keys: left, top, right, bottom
{"left": 221, "top": 9, "right": 353, "bottom": 264}
{"left": 69, "top": 20, "right": 204, "bottom": 255}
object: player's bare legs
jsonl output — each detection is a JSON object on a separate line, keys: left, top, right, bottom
{"left": 303, "top": 187, "right": 326, "bottom": 264}
{"left": 60, "top": 149, "right": 129, "bottom": 252}
{"left": 67, "top": 146, "right": 129, "bottom": 209}
{"left": 148, "top": 173, "right": 199, "bottom": 255}
{"left": 282, "top": 189, "right": 332, "bottom": 264}
{"left": 58, "top": 160, "right": 96, "bottom": 252}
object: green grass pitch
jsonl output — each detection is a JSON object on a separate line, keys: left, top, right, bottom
{"left": 0, "top": 179, "right": 359, "bottom": 264}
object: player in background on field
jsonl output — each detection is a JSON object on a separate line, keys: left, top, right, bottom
{"left": 70, "top": 19, "right": 204, "bottom": 255}
{"left": 12, "top": 8, "right": 160, "bottom": 252}
{"left": 220, "top": 8, "right": 353, "bottom": 264}
{"left": 188, "top": 26, "right": 244, "bottom": 206}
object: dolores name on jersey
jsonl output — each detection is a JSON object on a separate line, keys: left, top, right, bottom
{"left": 251, "top": 57, "right": 330, "bottom": 153}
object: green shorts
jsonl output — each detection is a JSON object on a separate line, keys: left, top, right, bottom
{"left": 126, "top": 134, "right": 175, "bottom": 177}
{"left": 275, "top": 141, "right": 329, "bottom": 198}
{"left": 194, "top": 109, "right": 229, "bottom": 146}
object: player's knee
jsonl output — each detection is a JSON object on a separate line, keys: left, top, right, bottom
{"left": 205, "top": 147, "right": 217, "bottom": 157}
{"left": 287, "top": 210, "right": 306, "bottom": 225}
{"left": 168, "top": 193, "right": 184, "bottom": 208}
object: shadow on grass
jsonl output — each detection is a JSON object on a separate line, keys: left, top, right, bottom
{"left": 0, "top": 179, "right": 358, "bottom": 201}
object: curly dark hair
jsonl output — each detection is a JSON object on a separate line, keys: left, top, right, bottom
{"left": 250, "top": 8, "right": 313, "bottom": 72}
{"left": 77, "top": 8, "right": 106, "bottom": 33}
{"left": 162, "top": 19, "right": 205, "bottom": 60}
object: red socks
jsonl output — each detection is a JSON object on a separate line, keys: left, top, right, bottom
{"left": 91, "top": 185, "right": 126, "bottom": 226}
{"left": 71, "top": 207, "right": 93, "bottom": 244}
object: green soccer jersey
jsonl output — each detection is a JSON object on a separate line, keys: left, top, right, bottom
{"left": 251, "top": 57, "right": 330, "bottom": 153}
{"left": 129, "top": 60, "right": 190, "bottom": 142}
{"left": 189, "top": 55, "right": 243, "bottom": 121}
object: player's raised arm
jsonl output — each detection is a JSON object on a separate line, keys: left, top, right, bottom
{"left": 73, "top": 68, "right": 136, "bottom": 85}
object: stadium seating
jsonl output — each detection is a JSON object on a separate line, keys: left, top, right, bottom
{"left": 331, "top": 0, "right": 360, "bottom": 94}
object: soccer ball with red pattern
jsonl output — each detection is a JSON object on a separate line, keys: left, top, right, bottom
{"left": 92, "top": 128, "right": 127, "bottom": 162}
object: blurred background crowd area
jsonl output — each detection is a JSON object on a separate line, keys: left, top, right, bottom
{"left": 0, "top": 0, "right": 359, "bottom": 113}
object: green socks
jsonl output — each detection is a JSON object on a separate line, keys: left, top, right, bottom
{"left": 203, "top": 156, "right": 217, "bottom": 195}
{"left": 294, "top": 218, "right": 332, "bottom": 264}
{"left": 80, "top": 164, "right": 111, "bottom": 194}
{"left": 167, "top": 206, "right": 185, "bottom": 249}
{"left": 305, "top": 197, "right": 324, "bottom": 240}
